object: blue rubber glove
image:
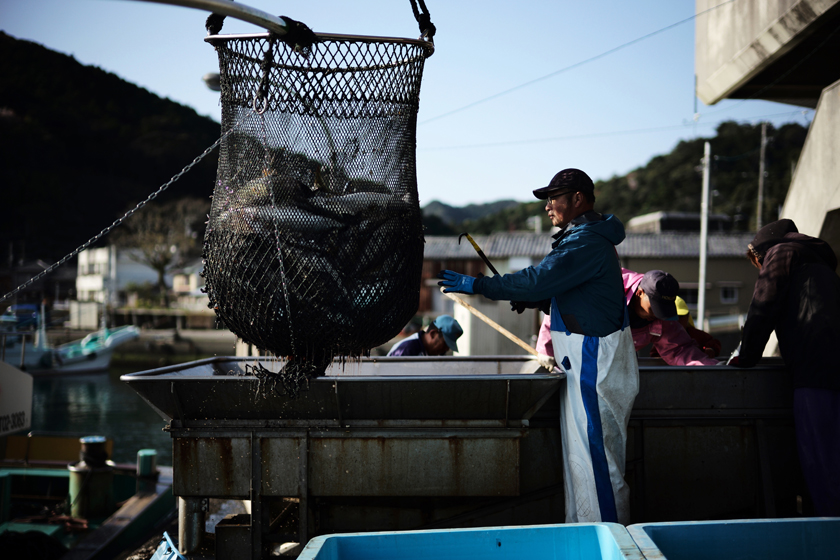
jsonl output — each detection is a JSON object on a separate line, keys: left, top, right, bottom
{"left": 437, "top": 270, "right": 476, "bottom": 294}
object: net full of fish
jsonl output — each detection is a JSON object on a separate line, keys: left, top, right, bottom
{"left": 202, "top": 34, "right": 432, "bottom": 395}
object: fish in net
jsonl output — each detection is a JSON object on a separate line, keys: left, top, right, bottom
{"left": 203, "top": 32, "right": 433, "bottom": 396}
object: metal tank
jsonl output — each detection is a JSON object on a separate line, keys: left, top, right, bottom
{"left": 122, "top": 356, "right": 799, "bottom": 559}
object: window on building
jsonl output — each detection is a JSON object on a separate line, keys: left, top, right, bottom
{"left": 720, "top": 286, "right": 739, "bottom": 304}
{"left": 679, "top": 288, "right": 698, "bottom": 306}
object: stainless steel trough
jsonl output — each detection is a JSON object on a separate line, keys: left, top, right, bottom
{"left": 122, "top": 356, "right": 800, "bottom": 559}
{"left": 122, "top": 355, "right": 562, "bottom": 424}
{"left": 123, "top": 356, "right": 564, "bottom": 558}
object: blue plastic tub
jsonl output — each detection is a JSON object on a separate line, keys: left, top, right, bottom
{"left": 627, "top": 517, "right": 840, "bottom": 560}
{"left": 299, "top": 523, "right": 644, "bottom": 560}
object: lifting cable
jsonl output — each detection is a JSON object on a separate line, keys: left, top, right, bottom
{"left": 0, "top": 112, "right": 257, "bottom": 305}
{"left": 2, "top": 0, "right": 434, "bottom": 305}
{"left": 409, "top": 0, "right": 436, "bottom": 41}
{"left": 204, "top": 0, "right": 317, "bottom": 55}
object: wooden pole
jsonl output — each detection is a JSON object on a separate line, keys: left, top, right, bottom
{"left": 440, "top": 288, "right": 559, "bottom": 373}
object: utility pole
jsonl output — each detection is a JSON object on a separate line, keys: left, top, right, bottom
{"left": 757, "top": 122, "right": 767, "bottom": 230}
{"left": 698, "top": 142, "right": 711, "bottom": 330}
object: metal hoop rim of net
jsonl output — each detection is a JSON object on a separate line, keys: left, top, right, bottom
{"left": 206, "top": 32, "right": 435, "bottom": 59}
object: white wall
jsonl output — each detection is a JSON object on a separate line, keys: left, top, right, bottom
{"left": 695, "top": 0, "right": 837, "bottom": 104}
{"left": 69, "top": 301, "right": 100, "bottom": 329}
{"left": 76, "top": 246, "right": 172, "bottom": 303}
{"left": 782, "top": 78, "right": 840, "bottom": 238}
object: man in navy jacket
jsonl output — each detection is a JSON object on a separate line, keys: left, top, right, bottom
{"left": 439, "top": 168, "right": 639, "bottom": 524}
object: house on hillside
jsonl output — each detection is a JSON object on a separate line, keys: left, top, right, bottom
{"left": 626, "top": 211, "right": 732, "bottom": 234}
{"left": 76, "top": 246, "right": 172, "bottom": 306}
{"left": 171, "top": 259, "right": 210, "bottom": 312}
{"left": 696, "top": 0, "right": 840, "bottom": 254}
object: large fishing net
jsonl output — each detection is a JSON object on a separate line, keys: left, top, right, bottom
{"left": 202, "top": 32, "right": 433, "bottom": 395}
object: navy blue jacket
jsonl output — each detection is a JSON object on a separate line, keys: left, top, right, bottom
{"left": 473, "top": 213, "right": 627, "bottom": 337}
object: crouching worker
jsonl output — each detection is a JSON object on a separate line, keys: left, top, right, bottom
{"left": 663, "top": 296, "right": 722, "bottom": 360}
{"left": 536, "top": 269, "right": 718, "bottom": 365}
{"left": 387, "top": 315, "right": 463, "bottom": 356}
{"left": 438, "top": 168, "right": 639, "bottom": 524}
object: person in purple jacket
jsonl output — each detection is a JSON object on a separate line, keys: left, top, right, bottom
{"left": 536, "top": 269, "right": 718, "bottom": 366}
{"left": 730, "top": 219, "right": 840, "bottom": 515}
{"left": 387, "top": 315, "right": 462, "bottom": 356}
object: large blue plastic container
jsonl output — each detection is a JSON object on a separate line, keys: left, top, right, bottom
{"left": 299, "top": 523, "right": 644, "bottom": 560}
{"left": 627, "top": 517, "right": 840, "bottom": 560}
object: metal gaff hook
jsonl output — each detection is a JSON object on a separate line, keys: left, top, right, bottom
{"left": 458, "top": 233, "right": 500, "bottom": 276}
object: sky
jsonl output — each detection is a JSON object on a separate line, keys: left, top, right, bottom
{"left": 1, "top": 0, "right": 814, "bottom": 207}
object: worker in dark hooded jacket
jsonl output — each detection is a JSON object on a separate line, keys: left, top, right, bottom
{"left": 731, "top": 219, "right": 840, "bottom": 515}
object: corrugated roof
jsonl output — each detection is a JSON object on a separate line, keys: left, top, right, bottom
{"left": 618, "top": 232, "right": 754, "bottom": 258}
{"left": 423, "top": 232, "right": 754, "bottom": 260}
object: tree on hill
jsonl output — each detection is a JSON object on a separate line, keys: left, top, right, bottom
{"left": 595, "top": 120, "right": 807, "bottom": 230}
{"left": 111, "top": 197, "right": 210, "bottom": 305}
{"left": 422, "top": 214, "right": 457, "bottom": 235}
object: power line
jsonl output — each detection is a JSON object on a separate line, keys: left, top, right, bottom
{"left": 419, "top": 0, "right": 738, "bottom": 126}
{"left": 419, "top": 110, "right": 809, "bottom": 152}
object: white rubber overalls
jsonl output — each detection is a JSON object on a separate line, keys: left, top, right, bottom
{"left": 551, "top": 312, "right": 639, "bottom": 524}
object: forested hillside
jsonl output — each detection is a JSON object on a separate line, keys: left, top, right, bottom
{"left": 422, "top": 200, "right": 521, "bottom": 235}
{"left": 596, "top": 121, "right": 807, "bottom": 228}
{"left": 0, "top": 32, "right": 220, "bottom": 262}
{"left": 1, "top": 30, "right": 809, "bottom": 268}
{"left": 434, "top": 120, "right": 808, "bottom": 234}
{"left": 0, "top": 32, "right": 520, "bottom": 261}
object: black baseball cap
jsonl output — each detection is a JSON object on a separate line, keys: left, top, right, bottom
{"left": 533, "top": 168, "right": 594, "bottom": 200}
{"left": 639, "top": 270, "right": 679, "bottom": 320}
{"left": 749, "top": 219, "right": 798, "bottom": 258}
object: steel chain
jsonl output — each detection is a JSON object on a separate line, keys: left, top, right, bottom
{"left": 0, "top": 110, "right": 256, "bottom": 304}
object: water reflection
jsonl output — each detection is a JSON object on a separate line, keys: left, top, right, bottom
{"left": 31, "top": 366, "right": 172, "bottom": 465}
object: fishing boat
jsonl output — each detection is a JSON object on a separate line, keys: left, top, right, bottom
{"left": 0, "top": 303, "right": 42, "bottom": 330}
{"left": 1, "top": 308, "right": 140, "bottom": 374}
{"left": 0, "top": 361, "right": 175, "bottom": 560}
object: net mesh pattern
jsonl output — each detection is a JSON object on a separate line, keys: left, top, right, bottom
{"left": 204, "top": 35, "right": 431, "bottom": 389}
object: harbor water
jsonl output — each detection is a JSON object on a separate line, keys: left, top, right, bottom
{"left": 30, "top": 365, "right": 173, "bottom": 465}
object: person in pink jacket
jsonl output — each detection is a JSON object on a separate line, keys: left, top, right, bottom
{"left": 536, "top": 268, "right": 718, "bottom": 366}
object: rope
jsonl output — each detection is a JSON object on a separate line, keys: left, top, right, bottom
{"left": 0, "top": 111, "right": 257, "bottom": 305}
{"left": 409, "top": 0, "right": 436, "bottom": 40}
{"left": 257, "top": 34, "right": 276, "bottom": 107}
{"left": 278, "top": 16, "right": 318, "bottom": 57}
{"left": 205, "top": 10, "right": 226, "bottom": 35}
{"left": 205, "top": 3, "right": 317, "bottom": 57}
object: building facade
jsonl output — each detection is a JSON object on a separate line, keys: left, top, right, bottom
{"left": 696, "top": 0, "right": 840, "bottom": 255}
{"left": 421, "top": 228, "right": 758, "bottom": 357}
{"left": 75, "top": 246, "right": 171, "bottom": 305}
